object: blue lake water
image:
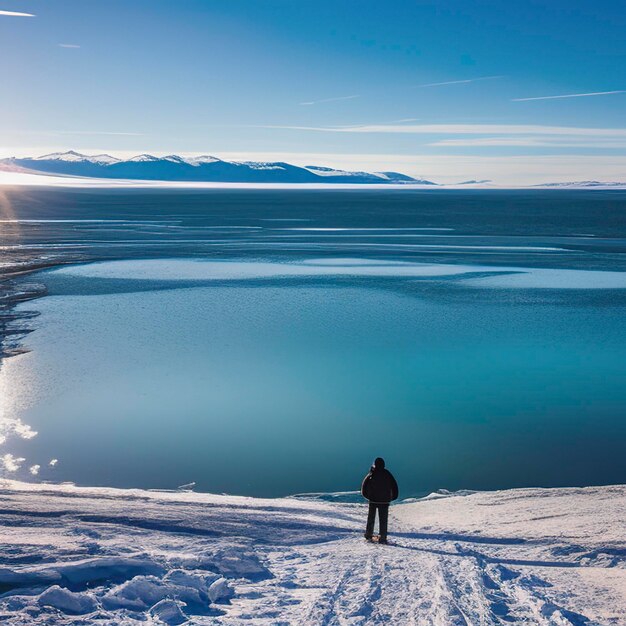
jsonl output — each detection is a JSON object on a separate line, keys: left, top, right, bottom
{"left": 0, "top": 189, "right": 625, "bottom": 496}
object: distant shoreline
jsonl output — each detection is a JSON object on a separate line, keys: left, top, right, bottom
{"left": 2, "top": 168, "right": 626, "bottom": 190}
{"left": 0, "top": 261, "right": 65, "bottom": 359}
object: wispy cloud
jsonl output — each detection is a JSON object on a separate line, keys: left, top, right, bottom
{"left": 417, "top": 76, "right": 502, "bottom": 88}
{"left": 430, "top": 137, "right": 626, "bottom": 148}
{"left": 299, "top": 95, "right": 360, "bottom": 106}
{"left": 59, "top": 43, "right": 81, "bottom": 49}
{"left": 0, "top": 9, "right": 34, "bottom": 17}
{"left": 334, "top": 117, "right": 421, "bottom": 129}
{"left": 512, "top": 90, "right": 626, "bottom": 102}
{"left": 261, "top": 123, "right": 626, "bottom": 137}
{"left": 50, "top": 131, "right": 144, "bottom": 136}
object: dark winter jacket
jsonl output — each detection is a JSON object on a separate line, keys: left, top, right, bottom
{"left": 361, "top": 459, "right": 399, "bottom": 504}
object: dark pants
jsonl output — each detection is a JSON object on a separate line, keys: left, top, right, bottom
{"left": 365, "top": 503, "right": 389, "bottom": 539}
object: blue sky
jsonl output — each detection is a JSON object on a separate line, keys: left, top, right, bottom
{"left": 1, "top": 0, "right": 625, "bottom": 183}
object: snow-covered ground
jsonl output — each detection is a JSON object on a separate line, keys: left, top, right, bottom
{"left": 0, "top": 481, "right": 624, "bottom": 625}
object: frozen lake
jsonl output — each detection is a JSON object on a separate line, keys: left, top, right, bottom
{"left": 0, "top": 189, "right": 625, "bottom": 496}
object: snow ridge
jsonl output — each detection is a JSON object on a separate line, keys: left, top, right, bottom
{"left": 34, "top": 151, "right": 121, "bottom": 165}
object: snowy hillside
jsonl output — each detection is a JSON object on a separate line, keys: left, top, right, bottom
{"left": 32, "top": 151, "right": 121, "bottom": 165}
{"left": 0, "top": 481, "right": 624, "bottom": 625}
{"left": 0, "top": 152, "right": 435, "bottom": 185}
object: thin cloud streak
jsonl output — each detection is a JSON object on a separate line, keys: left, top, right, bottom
{"left": 261, "top": 123, "right": 626, "bottom": 137}
{"left": 333, "top": 117, "right": 421, "bottom": 129}
{"left": 299, "top": 95, "right": 360, "bottom": 106}
{"left": 0, "top": 9, "right": 34, "bottom": 16}
{"left": 50, "top": 131, "right": 145, "bottom": 136}
{"left": 58, "top": 44, "right": 81, "bottom": 48}
{"left": 417, "top": 76, "right": 502, "bottom": 87}
{"left": 513, "top": 90, "right": 625, "bottom": 101}
{"left": 431, "top": 137, "right": 626, "bottom": 148}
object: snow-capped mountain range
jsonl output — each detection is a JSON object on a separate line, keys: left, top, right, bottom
{"left": 0, "top": 151, "right": 436, "bottom": 184}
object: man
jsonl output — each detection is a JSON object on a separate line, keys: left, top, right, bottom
{"left": 361, "top": 457, "right": 399, "bottom": 544}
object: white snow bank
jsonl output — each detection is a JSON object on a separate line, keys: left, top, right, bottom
{"left": 0, "top": 556, "right": 165, "bottom": 590}
{"left": 102, "top": 570, "right": 228, "bottom": 611}
{"left": 0, "top": 480, "right": 624, "bottom": 624}
{"left": 49, "top": 258, "right": 626, "bottom": 290}
{"left": 149, "top": 598, "right": 188, "bottom": 625}
{"left": 38, "top": 586, "right": 97, "bottom": 615}
{"left": 177, "top": 548, "right": 269, "bottom": 580}
{"left": 466, "top": 267, "right": 626, "bottom": 289}
{"left": 48, "top": 257, "right": 492, "bottom": 281}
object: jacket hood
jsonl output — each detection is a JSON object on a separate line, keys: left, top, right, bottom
{"left": 372, "top": 457, "right": 385, "bottom": 470}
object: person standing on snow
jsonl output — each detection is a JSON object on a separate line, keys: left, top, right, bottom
{"left": 361, "top": 457, "right": 399, "bottom": 544}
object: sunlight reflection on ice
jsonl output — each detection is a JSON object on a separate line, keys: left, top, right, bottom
{"left": 0, "top": 364, "right": 38, "bottom": 475}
